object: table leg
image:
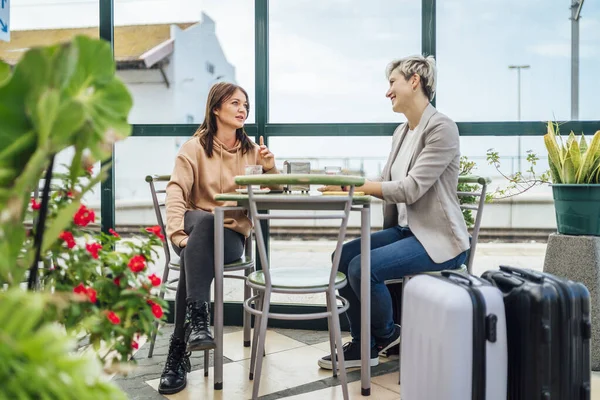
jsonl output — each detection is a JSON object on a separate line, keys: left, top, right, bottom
{"left": 360, "top": 205, "right": 371, "bottom": 396}
{"left": 214, "top": 207, "right": 225, "bottom": 390}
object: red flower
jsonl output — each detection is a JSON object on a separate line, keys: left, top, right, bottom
{"left": 109, "top": 228, "right": 120, "bottom": 238}
{"left": 148, "top": 274, "right": 161, "bottom": 287}
{"left": 151, "top": 303, "right": 163, "bottom": 319}
{"left": 113, "top": 276, "right": 121, "bottom": 286}
{"left": 146, "top": 299, "right": 164, "bottom": 318}
{"left": 73, "top": 283, "right": 86, "bottom": 295}
{"left": 131, "top": 341, "right": 139, "bottom": 350}
{"left": 86, "top": 287, "right": 97, "bottom": 303}
{"left": 30, "top": 198, "right": 41, "bottom": 210}
{"left": 145, "top": 225, "right": 165, "bottom": 241}
{"left": 106, "top": 311, "right": 120, "bottom": 325}
{"left": 128, "top": 255, "right": 146, "bottom": 273}
{"left": 85, "top": 242, "right": 102, "bottom": 259}
{"left": 73, "top": 205, "right": 95, "bottom": 227}
{"left": 59, "top": 231, "right": 76, "bottom": 249}
{"left": 86, "top": 165, "right": 94, "bottom": 175}
{"left": 73, "top": 283, "right": 96, "bottom": 303}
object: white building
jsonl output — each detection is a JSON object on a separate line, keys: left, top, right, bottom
{"left": 117, "top": 13, "right": 236, "bottom": 125}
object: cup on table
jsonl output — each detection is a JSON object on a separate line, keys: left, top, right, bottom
{"left": 245, "top": 165, "right": 263, "bottom": 190}
{"left": 324, "top": 166, "right": 342, "bottom": 175}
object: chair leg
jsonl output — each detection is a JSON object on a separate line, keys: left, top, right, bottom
{"left": 249, "top": 292, "right": 263, "bottom": 380}
{"left": 243, "top": 268, "right": 252, "bottom": 347}
{"left": 325, "top": 293, "right": 338, "bottom": 377}
{"left": 147, "top": 263, "right": 170, "bottom": 358}
{"left": 329, "top": 289, "right": 349, "bottom": 400}
{"left": 204, "top": 349, "right": 209, "bottom": 377}
{"left": 147, "top": 320, "right": 160, "bottom": 358}
{"left": 251, "top": 291, "right": 271, "bottom": 400}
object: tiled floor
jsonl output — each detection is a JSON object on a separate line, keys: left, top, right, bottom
{"left": 112, "top": 241, "right": 599, "bottom": 399}
{"left": 118, "top": 325, "right": 400, "bottom": 400}
{"left": 116, "top": 324, "right": 600, "bottom": 399}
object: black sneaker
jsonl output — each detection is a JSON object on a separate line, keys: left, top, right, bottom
{"left": 376, "top": 324, "right": 401, "bottom": 356}
{"left": 317, "top": 341, "right": 379, "bottom": 370}
{"left": 158, "top": 335, "right": 192, "bottom": 395}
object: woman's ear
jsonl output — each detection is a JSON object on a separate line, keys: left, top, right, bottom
{"left": 412, "top": 74, "right": 420, "bottom": 91}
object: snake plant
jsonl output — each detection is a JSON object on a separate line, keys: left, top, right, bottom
{"left": 544, "top": 121, "right": 600, "bottom": 184}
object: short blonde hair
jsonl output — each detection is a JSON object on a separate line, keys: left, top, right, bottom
{"left": 385, "top": 55, "right": 437, "bottom": 101}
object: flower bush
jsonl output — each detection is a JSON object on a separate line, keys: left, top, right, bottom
{"left": 29, "top": 172, "right": 168, "bottom": 368}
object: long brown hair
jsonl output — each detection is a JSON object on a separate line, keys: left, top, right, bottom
{"left": 193, "top": 82, "right": 254, "bottom": 157}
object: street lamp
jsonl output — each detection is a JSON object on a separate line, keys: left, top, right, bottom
{"left": 571, "top": 0, "right": 585, "bottom": 120}
{"left": 509, "top": 64, "right": 530, "bottom": 172}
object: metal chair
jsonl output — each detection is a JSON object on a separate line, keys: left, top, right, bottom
{"left": 144, "top": 175, "right": 255, "bottom": 377}
{"left": 239, "top": 174, "right": 365, "bottom": 400}
{"left": 392, "top": 175, "right": 491, "bottom": 381}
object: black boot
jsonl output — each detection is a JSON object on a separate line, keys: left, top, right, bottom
{"left": 158, "top": 335, "right": 191, "bottom": 395}
{"left": 186, "top": 300, "right": 216, "bottom": 352}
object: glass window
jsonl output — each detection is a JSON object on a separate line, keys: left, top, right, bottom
{"left": 579, "top": 1, "right": 600, "bottom": 120}
{"left": 437, "top": 1, "right": 581, "bottom": 122}
{"left": 268, "top": 1, "right": 422, "bottom": 123}
{"left": 114, "top": 0, "right": 255, "bottom": 124}
{"left": 269, "top": 136, "right": 393, "bottom": 180}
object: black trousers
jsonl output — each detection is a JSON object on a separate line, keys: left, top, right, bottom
{"left": 172, "top": 210, "right": 244, "bottom": 339}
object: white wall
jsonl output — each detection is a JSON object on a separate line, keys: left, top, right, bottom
{"left": 172, "top": 13, "right": 236, "bottom": 124}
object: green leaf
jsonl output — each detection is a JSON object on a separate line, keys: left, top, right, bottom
{"left": 562, "top": 154, "right": 577, "bottom": 183}
{"left": 49, "top": 41, "right": 79, "bottom": 91}
{"left": 0, "top": 130, "right": 36, "bottom": 171}
{"left": 580, "top": 134, "right": 588, "bottom": 154}
{"left": 65, "top": 35, "right": 115, "bottom": 98}
{"left": 579, "top": 131, "right": 600, "bottom": 183}
{"left": 49, "top": 99, "right": 86, "bottom": 150}
{"left": 32, "top": 89, "right": 60, "bottom": 147}
{"left": 0, "top": 60, "right": 11, "bottom": 87}
{"left": 544, "top": 133, "right": 563, "bottom": 183}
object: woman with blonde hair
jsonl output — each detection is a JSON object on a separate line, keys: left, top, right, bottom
{"left": 158, "top": 82, "right": 279, "bottom": 394}
{"left": 318, "top": 55, "right": 470, "bottom": 369}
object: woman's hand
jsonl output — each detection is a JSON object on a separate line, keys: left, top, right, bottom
{"left": 317, "top": 185, "right": 344, "bottom": 192}
{"left": 318, "top": 180, "right": 383, "bottom": 198}
{"left": 257, "top": 135, "right": 276, "bottom": 171}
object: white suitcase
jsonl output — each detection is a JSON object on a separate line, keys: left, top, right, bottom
{"left": 400, "top": 271, "right": 507, "bottom": 400}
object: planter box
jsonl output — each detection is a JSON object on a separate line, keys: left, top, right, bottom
{"left": 552, "top": 184, "right": 600, "bottom": 236}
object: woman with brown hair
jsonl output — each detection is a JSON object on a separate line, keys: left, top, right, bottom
{"left": 158, "top": 82, "right": 279, "bottom": 395}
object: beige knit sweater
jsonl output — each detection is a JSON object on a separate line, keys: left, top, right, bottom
{"left": 165, "top": 136, "right": 279, "bottom": 247}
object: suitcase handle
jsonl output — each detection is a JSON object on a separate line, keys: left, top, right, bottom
{"left": 499, "top": 265, "right": 544, "bottom": 283}
{"left": 441, "top": 270, "right": 473, "bottom": 285}
{"left": 491, "top": 274, "right": 523, "bottom": 290}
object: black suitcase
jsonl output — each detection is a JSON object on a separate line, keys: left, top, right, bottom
{"left": 481, "top": 265, "right": 591, "bottom": 400}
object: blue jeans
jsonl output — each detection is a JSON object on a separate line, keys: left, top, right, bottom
{"left": 338, "top": 226, "right": 468, "bottom": 346}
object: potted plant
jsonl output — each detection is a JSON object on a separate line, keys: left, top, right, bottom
{"left": 485, "top": 122, "right": 600, "bottom": 236}
{"left": 544, "top": 122, "right": 600, "bottom": 236}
